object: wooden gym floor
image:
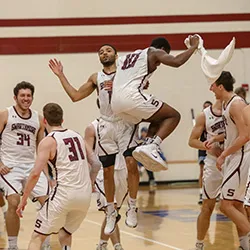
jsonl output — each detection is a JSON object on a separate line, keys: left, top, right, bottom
{"left": 0, "top": 184, "right": 239, "bottom": 250}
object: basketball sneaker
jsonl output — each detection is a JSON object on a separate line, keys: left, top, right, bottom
{"left": 42, "top": 246, "right": 51, "bottom": 250}
{"left": 133, "top": 144, "right": 168, "bottom": 172}
{"left": 96, "top": 242, "right": 108, "bottom": 250}
{"left": 104, "top": 210, "right": 120, "bottom": 235}
{"left": 114, "top": 243, "right": 124, "bottom": 250}
{"left": 125, "top": 205, "right": 138, "bottom": 228}
{"left": 195, "top": 242, "right": 204, "bottom": 250}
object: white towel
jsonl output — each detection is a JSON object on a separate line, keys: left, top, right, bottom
{"left": 184, "top": 35, "right": 236, "bottom": 84}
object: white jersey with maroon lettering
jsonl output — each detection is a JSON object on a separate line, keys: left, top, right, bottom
{"left": 47, "top": 129, "right": 91, "bottom": 191}
{"left": 97, "top": 71, "right": 121, "bottom": 122}
{"left": 113, "top": 48, "right": 151, "bottom": 92}
{"left": 111, "top": 48, "right": 163, "bottom": 124}
{"left": 203, "top": 106, "right": 224, "bottom": 146}
{"left": 223, "top": 95, "right": 250, "bottom": 153}
{"left": 1, "top": 106, "right": 40, "bottom": 164}
{"left": 202, "top": 106, "right": 224, "bottom": 200}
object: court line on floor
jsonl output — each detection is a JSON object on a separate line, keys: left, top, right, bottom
{"left": 85, "top": 219, "right": 183, "bottom": 250}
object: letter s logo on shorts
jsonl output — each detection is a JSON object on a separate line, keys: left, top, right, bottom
{"left": 151, "top": 99, "right": 159, "bottom": 108}
{"left": 35, "top": 219, "right": 43, "bottom": 228}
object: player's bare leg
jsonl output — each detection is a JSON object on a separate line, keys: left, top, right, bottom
{"left": 103, "top": 165, "right": 118, "bottom": 235}
{"left": 0, "top": 191, "right": 6, "bottom": 219}
{"left": 6, "top": 194, "right": 20, "bottom": 249}
{"left": 195, "top": 199, "right": 216, "bottom": 249}
{"left": 125, "top": 156, "right": 139, "bottom": 228}
{"left": 220, "top": 200, "right": 250, "bottom": 250}
{"left": 133, "top": 103, "right": 180, "bottom": 171}
{"left": 28, "top": 232, "right": 46, "bottom": 250}
{"left": 58, "top": 228, "right": 72, "bottom": 249}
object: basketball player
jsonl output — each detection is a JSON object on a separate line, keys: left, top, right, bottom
{"left": 0, "top": 81, "right": 49, "bottom": 250}
{"left": 85, "top": 118, "right": 127, "bottom": 250}
{"left": 235, "top": 86, "right": 247, "bottom": 102}
{"left": 16, "top": 103, "right": 98, "bottom": 250}
{"left": 197, "top": 100, "right": 212, "bottom": 205}
{"left": 49, "top": 45, "right": 139, "bottom": 235}
{"left": 188, "top": 99, "right": 224, "bottom": 250}
{"left": 208, "top": 71, "right": 250, "bottom": 250}
{"left": 111, "top": 35, "right": 200, "bottom": 172}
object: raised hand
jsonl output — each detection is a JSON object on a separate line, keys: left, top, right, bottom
{"left": 49, "top": 59, "right": 63, "bottom": 77}
{"left": 189, "top": 35, "right": 200, "bottom": 48}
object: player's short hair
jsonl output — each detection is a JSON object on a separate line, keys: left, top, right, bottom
{"left": 43, "top": 103, "right": 63, "bottom": 126}
{"left": 150, "top": 37, "right": 171, "bottom": 53}
{"left": 13, "top": 81, "right": 35, "bottom": 97}
{"left": 215, "top": 71, "right": 235, "bottom": 92}
{"left": 235, "top": 86, "right": 246, "bottom": 99}
{"left": 98, "top": 44, "right": 117, "bottom": 54}
{"left": 203, "top": 100, "right": 212, "bottom": 106}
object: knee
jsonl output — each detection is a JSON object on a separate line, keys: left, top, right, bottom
{"left": 174, "top": 110, "right": 181, "bottom": 123}
{"left": 7, "top": 195, "right": 20, "bottom": 211}
{"left": 220, "top": 202, "right": 231, "bottom": 215}
{"left": 201, "top": 204, "right": 213, "bottom": 217}
{"left": 125, "top": 157, "right": 138, "bottom": 174}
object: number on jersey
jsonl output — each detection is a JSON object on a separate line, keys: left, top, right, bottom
{"left": 121, "top": 53, "right": 141, "bottom": 70}
{"left": 17, "top": 133, "right": 30, "bottom": 146}
{"left": 63, "top": 137, "right": 85, "bottom": 162}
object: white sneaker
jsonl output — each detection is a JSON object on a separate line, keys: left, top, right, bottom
{"left": 114, "top": 243, "right": 124, "bottom": 250}
{"left": 133, "top": 144, "right": 168, "bottom": 172}
{"left": 8, "top": 247, "right": 18, "bottom": 250}
{"left": 42, "top": 245, "right": 51, "bottom": 250}
{"left": 96, "top": 242, "right": 108, "bottom": 250}
{"left": 104, "top": 210, "right": 119, "bottom": 235}
{"left": 125, "top": 206, "right": 138, "bottom": 228}
{"left": 195, "top": 243, "right": 204, "bottom": 250}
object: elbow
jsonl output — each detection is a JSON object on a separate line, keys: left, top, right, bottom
{"left": 188, "top": 139, "right": 193, "bottom": 148}
{"left": 71, "top": 96, "right": 78, "bottom": 102}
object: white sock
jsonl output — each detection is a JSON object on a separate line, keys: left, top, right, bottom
{"left": 106, "top": 202, "right": 115, "bottom": 215}
{"left": 152, "top": 136, "right": 162, "bottom": 146}
{"left": 99, "top": 239, "right": 108, "bottom": 246}
{"left": 195, "top": 240, "right": 204, "bottom": 249}
{"left": 8, "top": 236, "right": 18, "bottom": 248}
{"left": 239, "top": 235, "right": 249, "bottom": 250}
{"left": 62, "top": 246, "right": 71, "bottom": 250}
{"left": 114, "top": 243, "right": 122, "bottom": 248}
{"left": 128, "top": 196, "right": 136, "bottom": 208}
{"left": 42, "top": 236, "right": 50, "bottom": 247}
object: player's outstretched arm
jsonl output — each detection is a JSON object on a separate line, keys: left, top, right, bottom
{"left": 154, "top": 35, "right": 199, "bottom": 67}
{"left": 49, "top": 58, "right": 97, "bottom": 102}
{"left": 16, "top": 137, "right": 56, "bottom": 217}
{"left": 188, "top": 112, "right": 206, "bottom": 150}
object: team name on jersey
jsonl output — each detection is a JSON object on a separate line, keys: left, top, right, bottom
{"left": 11, "top": 123, "right": 36, "bottom": 134}
{"left": 211, "top": 120, "right": 225, "bottom": 133}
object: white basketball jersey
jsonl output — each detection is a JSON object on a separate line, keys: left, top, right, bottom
{"left": 223, "top": 95, "right": 250, "bottom": 153}
{"left": 91, "top": 119, "right": 125, "bottom": 170}
{"left": 1, "top": 106, "right": 40, "bottom": 164}
{"left": 204, "top": 106, "right": 225, "bottom": 141}
{"left": 47, "top": 129, "right": 91, "bottom": 190}
{"left": 97, "top": 71, "right": 121, "bottom": 121}
{"left": 113, "top": 48, "right": 152, "bottom": 92}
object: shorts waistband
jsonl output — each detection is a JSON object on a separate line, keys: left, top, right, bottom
{"left": 100, "top": 115, "right": 122, "bottom": 122}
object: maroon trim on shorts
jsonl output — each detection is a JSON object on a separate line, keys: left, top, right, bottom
{"left": 0, "top": 174, "right": 19, "bottom": 194}
{"left": 221, "top": 147, "right": 244, "bottom": 196}
{"left": 203, "top": 185, "right": 211, "bottom": 200}
{"left": 145, "top": 101, "right": 164, "bottom": 121}
{"left": 138, "top": 75, "right": 150, "bottom": 101}
{"left": 34, "top": 230, "right": 58, "bottom": 236}
{"left": 97, "top": 122, "right": 108, "bottom": 155}
{"left": 126, "top": 124, "right": 138, "bottom": 150}
{"left": 62, "top": 227, "right": 72, "bottom": 235}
